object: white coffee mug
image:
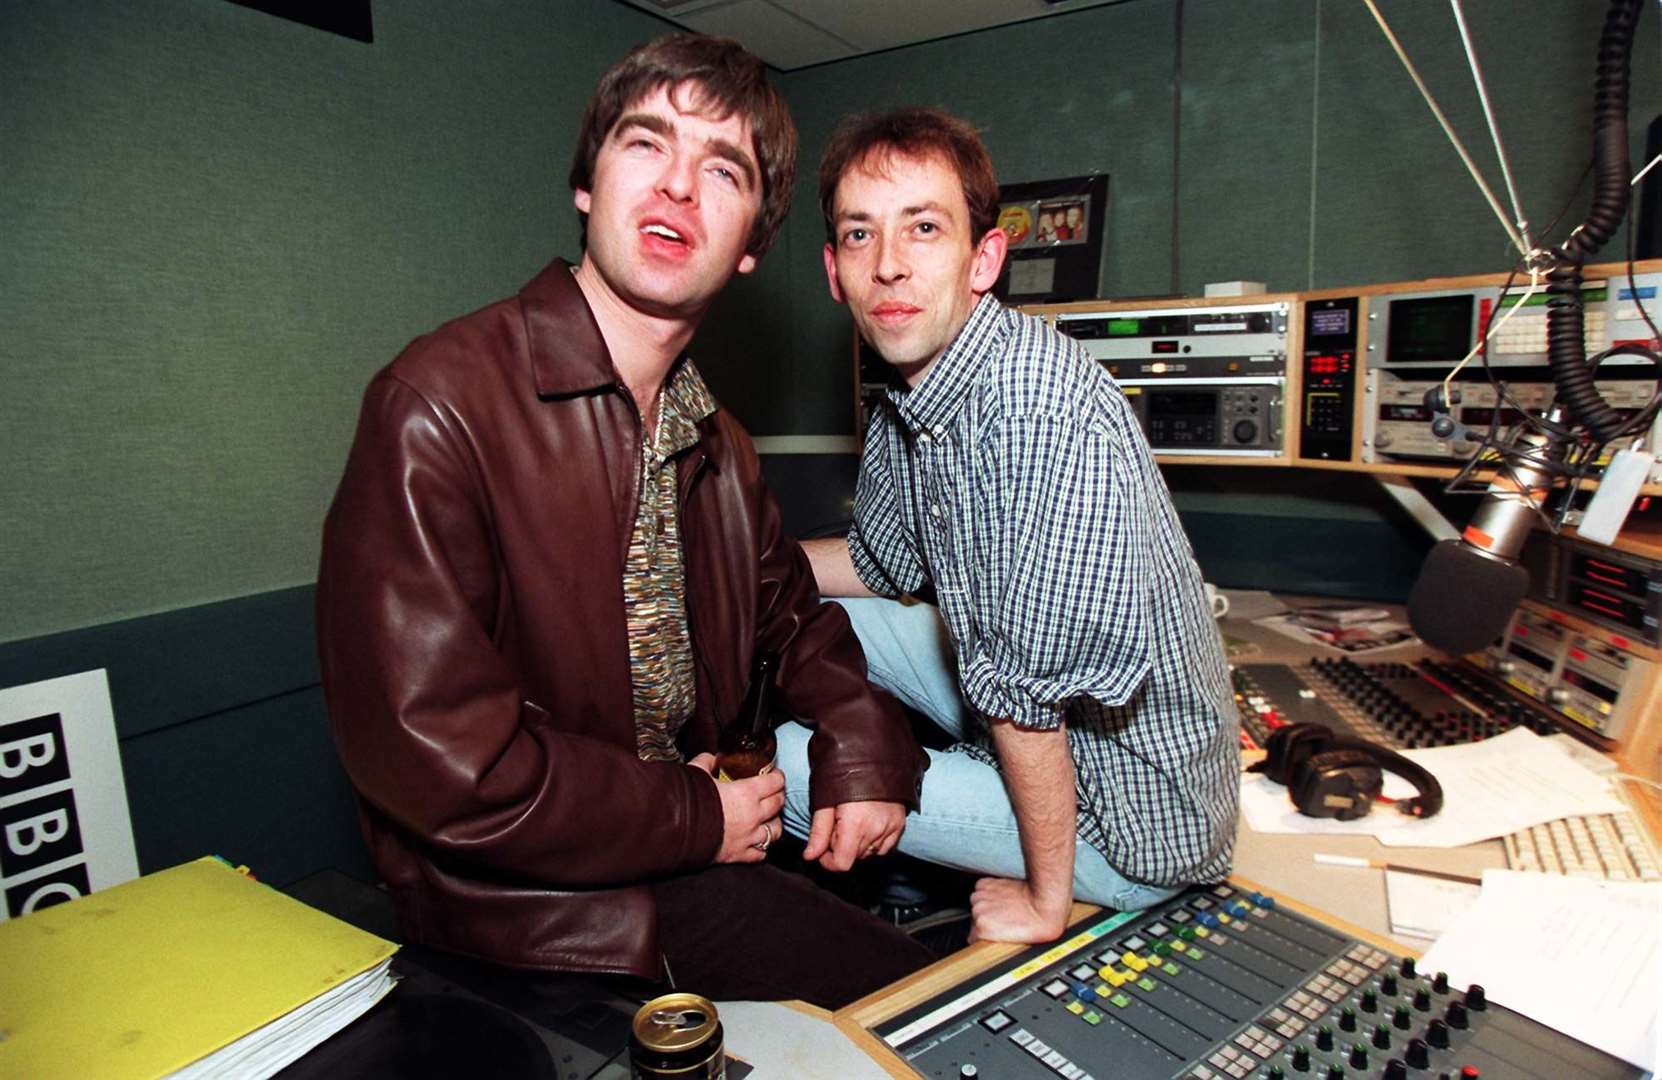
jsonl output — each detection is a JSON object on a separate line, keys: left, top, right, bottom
{"left": 1203, "top": 583, "right": 1229, "bottom": 619}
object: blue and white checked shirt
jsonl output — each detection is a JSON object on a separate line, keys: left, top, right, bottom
{"left": 848, "top": 296, "right": 1239, "bottom": 886}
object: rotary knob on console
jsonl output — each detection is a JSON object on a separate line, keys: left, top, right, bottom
{"left": 1465, "top": 984, "right": 1487, "bottom": 1010}
{"left": 1316, "top": 1025, "right": 1335, "bottom": 1052}
{"left": 1384, "top": 1060, "right": 1408, "bottom": 1080}
{"left": 1445, "top": 1000, "right": 1469, "bottom": 1029}
{"left": 1292, "top": 1044, "right": 1311, "bottom": 1072}
{"left": 1428, "top": 1018, "right": 1451, "bottom": 1049}
{"left": 1405, "top": 1037, "right": 1430, "bottom": 1069}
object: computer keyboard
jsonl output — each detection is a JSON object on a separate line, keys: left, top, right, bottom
{"left": 1503, "top": 783, "right": 1662, "bottom": 881}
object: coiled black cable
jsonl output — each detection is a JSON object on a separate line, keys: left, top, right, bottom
{"left": 1546, "top": 0, "right": 1645, "bottom": 443}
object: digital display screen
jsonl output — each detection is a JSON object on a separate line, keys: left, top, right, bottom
{"left": 1148, "top": 391, "right": 1217, "bottom": 419}
{"left": 1378, "top": 404, "right": 1430, "bottom": 422}
{"left": 1151, "top": 340, "right": 1179, "bottom": 354}
{"left": 1108, "top": 319, "right": 1142, "bottom": 337}
{"left": 1310, "top": 308, "right": 1351, "bottom": 335}
{"left": 1561, "top": 668, "right": 1618, "bottom": 705}
{"left": 1507, "top": 641, "right": 1555, "bottom": 671}
{"left": 1386, "top": 295, "right": 1474, "bottom": 363}
{"left": 1460, "top": 407, "right": 1526, "bottom": 428}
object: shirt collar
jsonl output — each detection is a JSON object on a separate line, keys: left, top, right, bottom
{"left": 888, "top": 294, "right": 1007, "bottom": 437}
{"left": 656, "top": 357, "right": 718, "bottom": 457}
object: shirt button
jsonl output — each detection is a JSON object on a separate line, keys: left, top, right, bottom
{"left": 918, "top": 430, "right": 933, "bottom": 444}
{"left": 930, "top": 504, "right": 942, "bottom": 517}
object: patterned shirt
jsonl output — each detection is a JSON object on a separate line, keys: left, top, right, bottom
{"left": 626, "top": 359, "right": 717, "bottom": 762}
{"left": 848, "top": 296, "right": 1240, "bottom": 886}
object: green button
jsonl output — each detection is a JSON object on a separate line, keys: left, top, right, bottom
{"left": 1110, "top": 993, "right": 1131, "bottom": 1008}
{"left": 1163, "top": 962, "right": 1180, "bottom": 975}
{"left": 1178, "top": 927, "right": 1197, "bottom": 940}
{"left": 1082, "top": 1011, "right": 1102, "bottom": 1025}
{"left": 1138, "top": 977, "right": 1157, "bottom": 991}
{"left": 1152, "top": 940, "right": 1173, "bottom": 956}
{"left": 1187, "top": 949, "right": 1205, "bottom": 961}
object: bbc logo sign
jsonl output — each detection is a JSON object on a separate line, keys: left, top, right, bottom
{"left": 2, "top": 713, "right": 94, "bottom": 916}
{"left": 0, "top": 671, "right": 137, "bottom": 921}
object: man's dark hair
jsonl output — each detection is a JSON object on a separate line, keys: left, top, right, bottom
{"left": 817, "top": 107, "right": 999, "bottom": 245}
{"left": 569, "top": 33, "right": 796, "bottom": 257}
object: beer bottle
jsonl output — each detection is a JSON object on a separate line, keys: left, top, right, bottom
{"left": 714, "top": 651, "right": 778, "bottom": 781}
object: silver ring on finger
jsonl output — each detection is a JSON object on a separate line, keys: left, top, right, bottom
{"left": 752, "top": 823, "right": 773, "bottom": 852}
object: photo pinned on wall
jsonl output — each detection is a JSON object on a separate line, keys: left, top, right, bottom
{"left": 993, "top": 174, "right": 1107, "bottom": 304}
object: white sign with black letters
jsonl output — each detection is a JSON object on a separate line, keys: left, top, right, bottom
{"left": 0, "top": 670, "right": 138, "bottom": 920}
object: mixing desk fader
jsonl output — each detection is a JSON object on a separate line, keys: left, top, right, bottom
{"left": 855, "top": 883, "right": 1640, "bottom": 1078}
{"left": 1233, "top": 658, "right": 1563, "bottom": 753}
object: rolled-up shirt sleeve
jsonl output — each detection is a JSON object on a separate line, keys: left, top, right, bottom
{"left": 956, "top": 413, "right": 1153, "bottom": 728}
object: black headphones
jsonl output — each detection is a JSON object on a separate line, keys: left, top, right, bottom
{"left": 1249, "top": 723, "right": 1444, "bottom": 821}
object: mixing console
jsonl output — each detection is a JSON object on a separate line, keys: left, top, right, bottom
{"left": 862, "top": 883, "right": 1639, "bottom": 1078}
{"left": 1233, "top": 659, "right": 1563, "bottom": 752}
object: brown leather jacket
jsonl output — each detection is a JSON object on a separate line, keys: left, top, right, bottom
{"left": 317, "top": 258, "right": 926, "bottom": 979}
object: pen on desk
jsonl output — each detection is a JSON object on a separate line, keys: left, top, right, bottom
{"left": 1313, "top": 852, "right": 1483, "bottom": 886}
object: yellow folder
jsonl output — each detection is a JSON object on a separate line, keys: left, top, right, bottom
{"left": 0, "top": 856, "right": 398, "bottom": 1079}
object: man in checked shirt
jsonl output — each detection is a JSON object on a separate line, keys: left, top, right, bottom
{"left": 785, "top": 107, "right": 1241, "bottom": 945}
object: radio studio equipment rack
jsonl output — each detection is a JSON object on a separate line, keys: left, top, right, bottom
{"left": 840, "top": 881, "right": 1641, "bottom": 1079}
{"left": 1008, "top": 259, "right": 1662, "bottom": 488}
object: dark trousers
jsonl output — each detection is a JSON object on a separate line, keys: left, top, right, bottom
{"left": 649, "top": 863, "right": 934, "bottom": 1011}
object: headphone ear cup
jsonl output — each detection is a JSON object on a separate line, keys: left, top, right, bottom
{"left": 1260, "top": 723, "right": 1336, "bottom": 784}
{"left": 1290, "top": 749, "right": 1383, "bottom": 820}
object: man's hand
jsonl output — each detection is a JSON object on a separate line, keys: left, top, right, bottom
{"left": 968, "top": 876, "right": 1071, "bottom": 944}
{"left": 802, "top": 800, "right": 906, "bottom": 871}
{"left": 688, "top": 753, "right": 785, "bottom": 864}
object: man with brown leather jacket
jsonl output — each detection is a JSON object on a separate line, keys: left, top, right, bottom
{"left": 316, "top": 34, "right": 931, "bottom": 1009}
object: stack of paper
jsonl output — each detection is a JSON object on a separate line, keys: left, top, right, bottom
{"left": 0, "top": 856, "right": 397, "bottom": 1079}
{"left": 1421, "top": 870, "right": 1660, "bottom": 1072}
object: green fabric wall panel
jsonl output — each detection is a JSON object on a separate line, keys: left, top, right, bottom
{"left": 1177, "top": 0, "right": 1318, "bottom": 295}
{"left": 1311, "top": 1, "right": 1661, "bottom": 287}
{"left": 2, "top": 0, "right": 669, "bottom": 642}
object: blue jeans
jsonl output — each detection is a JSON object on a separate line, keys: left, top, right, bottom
{"left": 776, "top": 597, "right": 1180, "bottom": 911}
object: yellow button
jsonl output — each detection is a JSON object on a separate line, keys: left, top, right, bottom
{"left": 1066, "top": 1001, "right": 1085, "bottom": 1015}
{"left": 1218, "top": 914, "right": 1232, "bottom": 926}
{"left": 1095, "top": 983, "right": 1112, "bottom": 997}
{"left": 1195, "top": 927, "right": 1211, "bottom": 939}
{"left": 1124, "top": 954, "right": 1148, "bottom": 972}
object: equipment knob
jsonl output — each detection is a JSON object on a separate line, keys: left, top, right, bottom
{"left": 1400, "top": 957, "right": 1417, "bottom": 979}
{"left": 1317, "top": 1025, "right": 1335, "bottom": 1051}
{"left": 1393, "top": 1004, "right": 1412, "bottom": 1030}
{"left": 1433, "top": 971, "right": 1450, "bottom": 994}
{"left": 1406, "top": 1037, "right": 1430, "bottom": 1069}
{"left": 1373, "top": 1024, "right": 1391, "bottom": 1050}
{"left": 1461, "top": 1067, "right": 1481, "bottom": 1078}
{"left": 1381, "top": 974, "right": 1398, "bottom": 996}
{"left": 1446, "top": 1000, "right": 1469, "bottom": 1029}
{"left": 1267, "top": 1068, "right": 1286, "bottom": 1080}
{"left": 1292, "top": 1044, "right": 1311, "bottom": 1072}
{"left": 1339, "top": 1007, "right": 1357, "bottom": 1032}
{"left": 1360, "top": 988, "right": 1378, "bottom": 1012}
{"left": 1376, "top": 431, "right": 1393, "bottom": 448}
{"left": 1384, "top": 1060, "right": 1408, "bottom": 1080}
{"left": 1547, "top": 688, "right": 1570, "bottom": 705}
{"left": 1233, "top": 419, "right": 1258, "bottom": 444}
{"left": 959, "top": 1066, "right": 979, "bottom": 1079}
{"left": 1414, "top": 988, "right": 1432, "bottom": 1011}
{"left": 1465, "top": 984, "right": 1487, "bottom": 1010}
{"left": 1428, "top": 1018, "right": 1450, "bottom": 1049}
{"left": 1492, "top": 659, "right": 1515, "bottom": 675}
{"left": 1349, "top": 1045, "right": 1368, "bottom": 1069}
{"left": 1326, "top": 1066, "right": 1345, "bottom": 1080}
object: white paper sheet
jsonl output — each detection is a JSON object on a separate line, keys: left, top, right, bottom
{"left": 1240, "top": 726, "right": 1627, "bottom": 847}
{"left": 1419, "top": 870, "right": 1661, "bottom": 1071}
{"left": 1383, "top": 870, "right": 1481, "bottom": 941}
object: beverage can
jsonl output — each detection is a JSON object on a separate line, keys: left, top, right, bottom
{"left": 629, "top": 993, "right": 725, "bottom": 1079}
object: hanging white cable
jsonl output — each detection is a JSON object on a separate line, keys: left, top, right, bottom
{"left": 1362, "top": 0, "right": 1529, "bottom": 258}
{"left": 1440, "top": 269, "right": 1545, "bottom": 409}
{"left": 1449, "top": 0, "right": 1534, "bottom": 255}
{"left": 1633, "top": 150, "right": 1662, "bottom": 187}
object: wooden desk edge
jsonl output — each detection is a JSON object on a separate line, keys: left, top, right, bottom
{"left": 831, "top": 879, "right": 1415, "bottom": 1080}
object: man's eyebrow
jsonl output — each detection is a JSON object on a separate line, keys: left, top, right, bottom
{"left": 833, "top": 209, "right": 875, "bottom": 225}
{"left": 612, "top": 112, "right": 672, "bottom": 140}
{"left": 705, "top": 137, "right": 757, "bottom": 189}
{"left": 902, "top": 201, "right": 952, "bottom": 218}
